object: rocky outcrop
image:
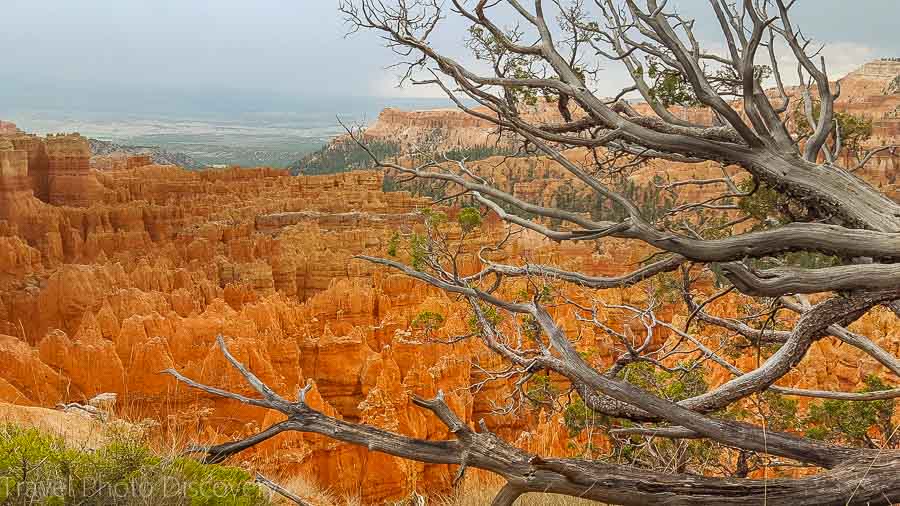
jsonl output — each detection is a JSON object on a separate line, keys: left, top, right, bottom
{"left": 0, "top": 401, "right": 109, "bottom": 446}
{"left": 0, "top": 139, "right": 31, "bottom": 201}
{"left": 6, "top": 133, "right": 51, "bottom": 201}
{"left": 361, "top": 102, "right": 570, "bottom": 152}
{"left": 45, "top": 134, "right": 103, "bottom": 206}
{"left": 365, "top": 107, "right": 501, "bottom": 150}
{"left": 838, "top": 59, "right": 900, "bottom": 98}
{"left": 0, "top": 121, "right": 17, "bottom": 136}
{"left": 0, "top": 130, "right": 103, "bottom": 208}
{"left": 356, "top": 60, "right": 900, "bottom": 204}
{"left": 0, "top": 155, "right": 888, "bottom": 501}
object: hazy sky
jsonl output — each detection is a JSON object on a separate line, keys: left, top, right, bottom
{"left": 1, "top": 0, "right": 899, "bottom": 107}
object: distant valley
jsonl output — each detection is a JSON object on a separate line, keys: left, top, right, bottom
{"left": 4, "top": 96, "right": 457, "bottom": 169}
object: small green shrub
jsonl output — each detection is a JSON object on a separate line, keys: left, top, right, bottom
{"left": 466, "top": 303, "right": 503, "bottom": 333}
{"left": 0, "top": 424, "right": 269, "bottom": 505}
{"left": 409, "top": 232, "right": 428, "bottom": 270}
{"left": 386, "top": 232, "right": 400, "bottom": 257}
{"left": 174, "top": 458, "right": 265, "bottom": 506}
{"left": 793, "top": 99, "right": 873, "bottom": 156}
{"left": 411, "top": 311, "right": 445, "bottom": 332}
{"left": 457, "top": 207, "right": 483, "bottom": 232}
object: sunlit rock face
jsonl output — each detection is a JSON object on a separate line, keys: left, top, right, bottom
{"left": 0, "top": 121, "right": 16, "bottom": 136}
{"left": 1, "top": 60, "right": 899, "bottom": 502}
{"left": 0, "top": 139, "right": 31, "bottom": 202}
{"left": 837, "top": 59, "right": 900, "bottom": 98}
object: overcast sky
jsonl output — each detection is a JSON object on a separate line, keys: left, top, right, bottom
{"left": 1, "top": 0, "right": 899, "bottom": 106}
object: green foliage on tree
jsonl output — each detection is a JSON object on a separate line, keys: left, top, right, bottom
{"left": 563, "top": 394, "right": 616, "bottom": 438}
{"left": 466, "top": 25, "right": 543, "bottom": 107}
{"left": 619, "top": 361, "right": 708, "bottom": 402}
{"left": 466, "top": 302, "right": 503, "bottom": 333}
{"left": 759, "top": 392, "right": 801, "bottom": 432}
{"left": 386, "top": 232, "right": 400, "bottom": 257}
{"left": 409, "top": 232, "right": 428, "bottom": 270}
{"left": 514, "top": 285, "right": 555, "bottom": 305}
{"left": 645, "top": 59, "right": 699, "bottom": 108}
{"left": 722, "top": 392, "right": 800, "bottom": 433}
{"left": 793, "top": 99, "right": 873, "bottom": 156}
{"left": 457, "top": 207, "right": 483, "bottom": 232}
{"left": 525, "top": 373, "right": 559, "bottom": 404}
{"left": 383, "top": 144, "right": 524, "bottom": 200}
{"left": 563, "top": 396, "right": 602, "bottom": 436}
{"left": 737, "top": 178, "right": 785, "bottom": 226}
{"left": 551, "top": 174, "right": 677, "bottom": 224}
{"left": 443, "top": 144, "right": 520, "bottom": 162}
{"left": 411, "top": 310, "right": 445, "bottom": 333}
{"left": 736, "top": 178, "right": 841, "bottom": 268}
{"left": 804, "top": 375, "right": 896, "bottom": 448}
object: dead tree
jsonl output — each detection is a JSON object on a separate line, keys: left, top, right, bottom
{"left": 165, "top": 1, "right": 900, "bottom": 504}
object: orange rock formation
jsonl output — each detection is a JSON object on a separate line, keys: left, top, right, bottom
{"left": 0, "top": 146, "right": 657, "bottom": 500}
{"left": 1, "top": 61, "right": 899, "bottom": 503}
{"left": 0, "top": 121, "right": 17, "bottom": 136}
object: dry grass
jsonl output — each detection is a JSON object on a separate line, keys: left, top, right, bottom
{"left": 271, "top": 473, "right": 365, "bottom": 506}
{"left": 436, "top": 476, "right": 602, "bottom": 506}
{"left": 438, "top": 489, "right": 601, "bottom": 505}
{"left": 271, "top": 472, "right": 603, "bottom": 505}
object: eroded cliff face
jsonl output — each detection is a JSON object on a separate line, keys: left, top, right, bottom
{"left": 0, "top": 132, "right": 502, "bottom": 495}
{"left": 837, "top": 59, "right": 900, "bottom": 99}
{"left": 91, "top": 153, "right": 153, "bottom": 171}
{"left": 358, "top": 60, "right": 900, "bottom": 202}
{"left": 0, "top": 153, "right": 643, "bottom": 500}
{"left": 0, "top": 131, "right": 684, "bottom": 496}
{"left": 360, "top": 102, "right": 570, "bottom": 153}
{"left": 2, "top": 60, "right": 900, "bottom": 503}
{"left": 366, "top": 107, "right": 500, "bottom": 149}
{"left": 0, "top": 160, "right": 895, "bottom": 501}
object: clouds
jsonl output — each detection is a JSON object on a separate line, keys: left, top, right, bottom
{"left": 1, "top": 0, "right": 377, "bottom": 97}
{"left": 0, "top": 0, "right": 897, "bottom": 105}
{"left": 808, "top": 43, "right": 882, "bottom": 82}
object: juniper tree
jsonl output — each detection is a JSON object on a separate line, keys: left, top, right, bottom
{"left": 167, "top": 1, "right": 900, "bottom": 504}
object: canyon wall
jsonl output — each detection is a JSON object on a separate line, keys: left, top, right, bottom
{"left": 357, "top": 60, "right": 900, "bottom": 200}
